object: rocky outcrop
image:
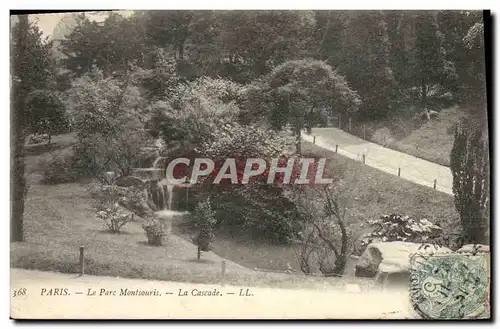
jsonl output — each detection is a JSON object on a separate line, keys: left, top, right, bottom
{"left": 457, "top": 244, "right": 490, "bottom": 254}
{"left": 355, "top": 241, "right": 452, "bottom": 278}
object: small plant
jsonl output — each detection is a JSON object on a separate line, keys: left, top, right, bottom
{"left": 96, "top": 207, "right": 132, "bottom": 233}
{"left": 187, "top": 198, "right": 217, "bottom": 260}
{"left": 358, "top": 213, "right": 443, "bottom": 253}
{"left": 39, "top": 154, "right": 80, "bottom": 185}
{"left": 142, "top": 219, "right": 167, "bottom": 246}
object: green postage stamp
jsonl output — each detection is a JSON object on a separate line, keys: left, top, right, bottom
{"left": 409, "top": 252, "right": 490, "bottom": 319}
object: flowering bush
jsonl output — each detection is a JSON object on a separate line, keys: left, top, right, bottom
{"left": 358, "top": 214, "right": 443, "bottom": 252}
{"left": 142, "top": 218, "right": 168, "bottom": 246}
{"left": 96, "top": 207, "right": 132, "bottom": 233}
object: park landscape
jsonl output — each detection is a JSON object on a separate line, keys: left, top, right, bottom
{"left": 11, "top": 10, "right": 489, "bottom": 304}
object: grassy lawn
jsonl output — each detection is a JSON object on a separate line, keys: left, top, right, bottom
{"left": 366, "top": 106, "right": 468, "bottom": 166}
{"left": 12, "top": 133, "right": 459, "bottom": 288}
{"left": 12, "top": 183, "right": 373, "bottom": 290}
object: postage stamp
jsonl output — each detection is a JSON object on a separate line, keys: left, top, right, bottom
{"left": 409, "top": 252, "right": 490, "bottom": 319}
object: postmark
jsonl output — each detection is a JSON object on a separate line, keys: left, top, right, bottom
{"left": 409, "top": 252, "right": 490, "bottom": 319}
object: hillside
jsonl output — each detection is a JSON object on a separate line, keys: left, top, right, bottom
{"left": 369, "top": 106, "right": 469, "bottom": 166}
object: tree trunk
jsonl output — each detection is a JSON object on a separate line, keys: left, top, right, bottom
{"left": 197, "top": 245, "right": 201, "bottom": 260}
{"left": 421, "top": 83, "right": 428, "bottom": 111}
{"left": 295, "top": 122, "right": 302, "bottom": 155}
{"left": 11, "top": 136, "right": 26, "bottom": 242}
{"left": 11, "top": 15, "right": 29, "bottom": 243}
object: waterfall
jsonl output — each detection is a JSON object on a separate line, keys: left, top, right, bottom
{"left": 156, "top": 181, "right": 167, "bottom": 210}
{"left": 166, "top": 184, "right": 173, "bottom": 211}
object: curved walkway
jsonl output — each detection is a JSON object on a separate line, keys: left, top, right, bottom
{"left": 303, "top": 128, "right": 453, "bottom": 195}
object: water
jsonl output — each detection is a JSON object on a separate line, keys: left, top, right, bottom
{"left": 155, "top": 209, "right": 187, "bottom": 219}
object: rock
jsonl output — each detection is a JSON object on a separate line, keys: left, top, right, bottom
{"left": 456, "top": 244, "right": 490, "bottom": 254}
{"left": 355, "top": 241, "right": 452, "bottom": 278}
{"left": 115, "top": 176, "right": 146, "bottom": 189}
{"left": 131, "top": 168, "right": 164, "bottom": 180}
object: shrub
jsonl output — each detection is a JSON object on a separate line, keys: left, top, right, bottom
{"left": 96, "top": 207, "right": 132, "bottom": 233}
{"left": 357, "top": 214, "right": 442, "bottom": 253}
{"left": 187, "top": 198, "right": 217, "bottom": 258}
{"left": 88, "top": 183, "right": 150, "bottom": 217}
{"left": 39, "top": 154, "right": 80, "bottom": 185}
{"left": 142, "top": 219, "right": 167, "bottom": 246}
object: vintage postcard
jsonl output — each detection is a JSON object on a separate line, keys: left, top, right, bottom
{"left": 10, "top": 9, "right": 490, "bottom": 320}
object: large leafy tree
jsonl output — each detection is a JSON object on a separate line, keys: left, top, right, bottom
{"left": 332, "top": 11, "right": 396, "bottom": 120}
{"left": 264, "top": 59, "right": 361, "bottom": 154}
{"left": 11, "top": 15, "right": 56, "bottom": 241}
{"left": 59, "top": 12, "right": 146, "bottom": 78}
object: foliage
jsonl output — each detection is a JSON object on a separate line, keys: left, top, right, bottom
{"left": 72, "top": 130, "right": 149, "bottom": 180}
{"left": 187, "top": 198, "right": 217, "bottom": 256}
{"left": 65, "top": 67, "right": 147, "bottom": 139}
{"left": 450, "top": 122, "right": 489, "bottom": 244}
{"left": 142, "top": 218, "right": 168, "bottom": 246}
{"left": 96, "top": 207, "right": 132, "bottom": 233}
{"left": 265, "top": 59, "right": 361, "bottom": 153}
{"left": 191, "top": 120, "right": 305, "bottom": 244}
{"left": 358, "top": 214, "right": 443, "bottom": 253}
{"left": 88, "top": 183, "right": 148, "bottom": 217}
{"left": 135, "top": 47, "right": 180, "bottom": 101}
{"left": 11, "top": 15, "right": 57, "bottom": 242}
{"left": 292, "top": 186, "right": 352, "bottom": 276}
{"left": 59, "top": 12, "right": 147, "bottom": 77}
{"left": 25, "top": 89, "right": 69, "bottom": 142}
{"left": 156, "top": 76, "right": 243, "bottom": 146}
{"left": 39, "top": 154, "right": 80, "bottom": 185}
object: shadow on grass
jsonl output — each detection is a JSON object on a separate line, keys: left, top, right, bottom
{"left": 186, "top": 258, "right": 216, "bottom": 265}
{"left": 95, "top": 229, "right": 133, "bottom": 235}
{"left": 25, "top": 143, "right": 65, "bottom": 156}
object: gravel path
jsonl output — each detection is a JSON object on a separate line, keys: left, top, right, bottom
{"left": 303, "top": 128, "right": 453, "bottom": 195}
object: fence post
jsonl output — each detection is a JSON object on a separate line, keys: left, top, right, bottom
{"left": 398, "top": 168, "right": 401, "bottom": 177}
{"left": 433, "top": 179, "right": 437, "bottom": 190}
{"left": 362, "top": 154, "right": 366, "bottom": 164}
{"left": 335, "top": 145, "right": 338, "bottom": 153}
{"left": 313, "top": 136, "right": 316, "bottom": 144}
{"left": 338, "top": 116, "right": 341, "bottom": 129}
{"left": 221, "top": 261, "right": 226, "bottom": 286}
{"left": 79, "top": 246, "right": 84, "bottom": 276}
{"left": 363, "top": 125, "right": 366, "bottom": 140}
{"left": 349, "top": 118, "right": 352, "bottom": 132}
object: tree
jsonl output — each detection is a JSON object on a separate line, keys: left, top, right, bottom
{"left": 293, "top": 186, "right": 352, "bottom": 276}
{"left": 411, "top": 11, "right": 457, "bottom": 112}
{"left": 187, "top": 198, "right": 216, "bottom": 260}
{"left": 11, "top": 15, "right": 55, "bottom": 242}
{"left": 65, "top": 66, "right": 147, "bottom": 139}
{"left": 59, "top": 12, "right": 146, "bottom": 78}
{"left": 450, "top": 121, "right": 489, "bottom": 245}
{"left": 25, "top": 89, "right": 68, "bottom": 144}
{"left": 334, "top": 11, "right": 397, "bottom": 120}
{"left": 266, "top": 59, "right": 361, "bottom": 154}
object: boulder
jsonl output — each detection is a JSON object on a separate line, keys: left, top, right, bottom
{"left": 355, "top": 241, "right": 452, "bottom": 278}
{"left": 115, "top": 176, "right": 146, "bottom": 189}
{"left": 456, "top": 244, "right": 490, "bottom": 254}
